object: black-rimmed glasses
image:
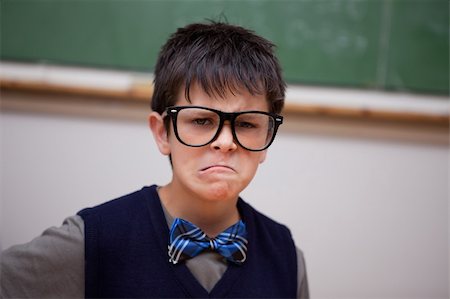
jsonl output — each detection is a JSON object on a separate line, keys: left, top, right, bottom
{"left": 165, "top": 106, "right": 283, "bottom": 151}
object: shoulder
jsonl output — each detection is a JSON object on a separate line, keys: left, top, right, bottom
{"left": 76, "top": 185, "right": 164, "bottom": 252}
{"left": 76, "top": 185, "right": 161, "bottom": 249}
{"left": 239, "top": 199, "right": 295, "bottom": 250}
{"left": 240, "top": 199, "right": 293, "bottom": 235}
{"left": 296, "top": 247, "right": 310, "bottom": 298}
{"left": 238, "top": 199, "right": 299, "bottom": 295}
{"left": 77, "top": 185, "right": 158, "bottom": 219}
{"left": 1, "top": 215, "right": 85, "bottom": 298}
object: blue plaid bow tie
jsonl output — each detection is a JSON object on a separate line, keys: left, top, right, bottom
{"left": 168, "top": 218, "right": 248, "bottom": 265}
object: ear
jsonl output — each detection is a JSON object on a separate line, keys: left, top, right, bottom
{"left": 259, "top": 150, "right": 267, "bottom": 164}
{"left": 149, "top": 112, "right": 171, "bottom": 156}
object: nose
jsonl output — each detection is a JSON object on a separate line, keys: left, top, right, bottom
{"left": 210, "top": 123, "right": 237, "bottom": 152}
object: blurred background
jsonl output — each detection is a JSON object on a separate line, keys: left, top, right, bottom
{"left": 1, "top": 0, "right": 448, "bottom": 298}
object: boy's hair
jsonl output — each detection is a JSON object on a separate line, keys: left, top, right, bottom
{"left": 151, "top": 21, "right": 286, "bottom": 115}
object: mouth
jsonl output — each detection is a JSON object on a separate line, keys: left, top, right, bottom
{"left": 200, "top": 164, "right": 235, "bottom": 172}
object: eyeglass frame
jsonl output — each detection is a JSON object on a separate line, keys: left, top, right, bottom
{"left": 164, "top": 105, "right": 283, "bottom": 152}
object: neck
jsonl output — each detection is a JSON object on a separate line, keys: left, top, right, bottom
{"left": 158, "top": 182, "right": 240, "bottom": 237}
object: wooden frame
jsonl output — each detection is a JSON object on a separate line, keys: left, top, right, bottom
{"left": 1, "top": 62, "right": 448, "bottom": 128}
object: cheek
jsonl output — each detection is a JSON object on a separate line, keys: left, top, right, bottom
{"left": 170, "top": 143, "right": 202, "bottom": 170}
{"left": 241, "top": 153, "right": 264, "bottom": 176}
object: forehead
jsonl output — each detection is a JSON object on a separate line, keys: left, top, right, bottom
{"left": 174, "top": 83, "right": 269, "bottom": 112}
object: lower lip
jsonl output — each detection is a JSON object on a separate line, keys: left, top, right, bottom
{"left": 200, "top": 166, "right": 235, "bottom": 174}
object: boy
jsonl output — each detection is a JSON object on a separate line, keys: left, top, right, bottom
{"left": 1, "top": 22, "right": 309, "bottom": 298}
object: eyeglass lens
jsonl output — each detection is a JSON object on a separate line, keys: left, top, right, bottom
{"left": 175, "top": 107, "right": 275, "bottom": 150}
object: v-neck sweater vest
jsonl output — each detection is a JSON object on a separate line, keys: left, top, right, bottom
{"left": 78, "top": 185, "right": 297, "bottom": 298}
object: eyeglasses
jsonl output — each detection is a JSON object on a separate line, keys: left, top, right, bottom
{"left": 165, "top": 106, "right": 283, "bottom": 151}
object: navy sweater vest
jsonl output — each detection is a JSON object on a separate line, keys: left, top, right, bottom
{"left": 78, "top": 185, "right": 297, "bottom": 298}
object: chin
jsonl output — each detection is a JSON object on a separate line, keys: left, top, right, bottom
{"left": 200, "top": 181, "right": 240, "bottom": 202}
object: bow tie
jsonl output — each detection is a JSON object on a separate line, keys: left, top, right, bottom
{"left": 168, "top": 218, "right": 248, "bottom": 265}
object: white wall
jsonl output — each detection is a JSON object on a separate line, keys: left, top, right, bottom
{"left": 1, "top": 101, "right": 448, "bottom": 298}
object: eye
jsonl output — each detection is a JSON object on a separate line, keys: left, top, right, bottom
{"left": 193, "top": 118, "right": 213, "bottom": 126}
{"left": 236, "top": 121, "right": 257, "bottom": 129}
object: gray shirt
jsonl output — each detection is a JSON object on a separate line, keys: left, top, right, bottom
{"left": 1, "top": 212, "right": 309, "bottom": 298}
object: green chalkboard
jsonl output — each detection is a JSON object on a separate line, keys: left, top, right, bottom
{"left": 1, "top": 0, "right": 448, "bottom": 94}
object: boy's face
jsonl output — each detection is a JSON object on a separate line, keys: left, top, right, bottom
{"left": 152, "top": 83, "right": 268, "bottom": 203}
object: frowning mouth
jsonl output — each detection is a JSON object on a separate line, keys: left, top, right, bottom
{"left": 200, "top": 165, "right": 235, "bottom": 172}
